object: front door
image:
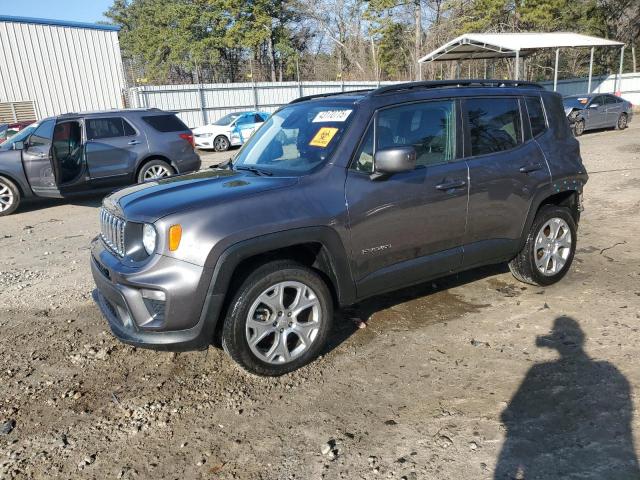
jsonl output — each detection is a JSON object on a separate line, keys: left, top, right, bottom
{"left": 21, "top": 118, "right": 61, "bottom": 197}
{"left": 345, "top": 99, "right": 468, "bottom": 299}
{"left": 463, "top": 96, "right": 550, "bottom": 266}
{"left": 585, "top": 95, "right": 607, "bottom": 129}
{"left": 85, "top": 117, "right": 145, "bottom": 184}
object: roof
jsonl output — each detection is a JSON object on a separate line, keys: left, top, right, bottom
{"left": 0, "top": 15, "right": 120, "bottom": 32}
{"left": 419, "top": 32, "right": 624, "bottom": 63}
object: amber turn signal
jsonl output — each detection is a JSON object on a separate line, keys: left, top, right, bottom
{"left": 168, "top": 225, "right": 182, "bottom": 251}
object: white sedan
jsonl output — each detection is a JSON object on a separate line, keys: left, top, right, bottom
{"left": 192, "top": 111, "right": 269, "bottom": 151}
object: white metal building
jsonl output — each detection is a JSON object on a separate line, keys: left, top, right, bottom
{"left": 0, "top": 15, "right": 126, "bottom": 121}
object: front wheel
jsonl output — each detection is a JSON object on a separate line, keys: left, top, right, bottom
{"left": 213, "top": 135, "right": 230, "bottom": 152}
{"left": 222, "top": 260, "right": 333, "bottom": 376}
{"left": 509, "top": 206, "right": 577, "bottom": 286}
{"left": 0, "top": 176, "right": 20, "bottom": 217}
{"left": 573, "top": 119, "right": 585, "bottom": 136}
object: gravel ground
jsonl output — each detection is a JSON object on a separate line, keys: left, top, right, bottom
{"left": 1, "top": 125, "right": 639, "bottom": 479}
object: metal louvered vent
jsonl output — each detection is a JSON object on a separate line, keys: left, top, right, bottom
{"left": 100, "top": 208, "right": 126, "bottom": 257}
{"left": 0, "top": 101, "right": 37, "bottom": 123}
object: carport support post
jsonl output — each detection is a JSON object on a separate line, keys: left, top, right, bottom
{"left": 553, "top": 48, "right": 560, "bottom": 92}
{"left": 514, "top": 50, "right": 520, "bottom": 80}
{"left": 616, "top": 45, "right": 625, "bottom": 94}
{"left": 588, "top": 47, "right": 594, "bottom": 93}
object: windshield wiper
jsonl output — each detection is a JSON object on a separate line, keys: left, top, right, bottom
{"left": 235, "top": 166, "right": 273, "bottom": 176}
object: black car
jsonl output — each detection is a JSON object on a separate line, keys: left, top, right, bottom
{"left": 0, "top": 109, "right": 201, "bottom": 216}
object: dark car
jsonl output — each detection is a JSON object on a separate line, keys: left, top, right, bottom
{"left": 91, "top": 80, "right": 587, "bottom": 376}
{"left": 563, "top": 93, "right": 633, "bottom": 136}
{"left": 0, "top": 109, "right": 201, "bottom": 216}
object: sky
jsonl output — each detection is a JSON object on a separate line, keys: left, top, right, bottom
{"left": 0, "top": 0, "right": 113, "bottom": 24}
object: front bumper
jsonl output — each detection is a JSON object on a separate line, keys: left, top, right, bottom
{"left": 90, "top": 237, "right": 222, "bottom": 351}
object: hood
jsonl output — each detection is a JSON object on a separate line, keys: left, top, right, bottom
{"left": 105, "top": 168, "right": 298, "bottom": 223}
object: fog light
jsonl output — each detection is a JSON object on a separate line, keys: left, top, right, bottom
{"left": 141, "top": 289, "right": 166, "bottom": 301}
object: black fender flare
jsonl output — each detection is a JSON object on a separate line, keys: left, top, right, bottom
{"left": 197, "top": 226, "right": 356, "bottom": 336}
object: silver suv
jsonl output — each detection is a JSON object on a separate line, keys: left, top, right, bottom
{"left": 0, "top": 108, "right": 201, "bottom": 216}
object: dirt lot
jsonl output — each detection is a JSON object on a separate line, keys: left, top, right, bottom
{"left": 1, "top": 125, "right": 639, "bottom": 480}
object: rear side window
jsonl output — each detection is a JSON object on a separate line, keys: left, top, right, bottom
{"left": 466, "top": 97, "right": 522, "bottom": 156}
{"left": 86, "top": 117, "right": 135, "bottom": 140}
{"left": 142, "top": 114, "right": 188, "bottom": 132}
{"left": 525, "top": 97, "right": 547, "bottom": 137}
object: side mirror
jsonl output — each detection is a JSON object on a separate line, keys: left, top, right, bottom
{"left": 589, "top": 103, "right": 599, "bottom": 109}
{"left": 372, "top": 146, "right": 417, "bottom": 179}
{"left": 12, "top": 141, "right": 24, "bottom": 150}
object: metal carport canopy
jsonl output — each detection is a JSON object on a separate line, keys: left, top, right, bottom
{"left": 418, "top": 32, "right": 625, "bottom": 92}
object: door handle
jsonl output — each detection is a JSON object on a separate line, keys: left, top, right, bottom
{"left": 519, "top": 163, "right": 543, "bottom": 174}
{"left": 435, "top": 179, "right": 467, "bottom": 191}
{"left": 127, "top": 140, "right": 141, "bottom": 145}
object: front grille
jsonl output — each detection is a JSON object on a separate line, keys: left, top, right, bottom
{"left": 100, "top": 208, "right": 126, "bottom": 257}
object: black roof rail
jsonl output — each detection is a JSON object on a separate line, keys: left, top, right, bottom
{"left": 372, "top": 79, "right": 544, "bottom": 96}
{"left": 289, "top": 89, "right": 374, "bottom": 104}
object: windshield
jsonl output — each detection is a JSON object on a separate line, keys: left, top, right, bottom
{"left": 0, "top": 122, "right": 38, "bottom": 147}
{"left": 213, "top": 113, "right": 241, "bottom": 126}
{"left": 232, "top": 103, "right": 356, "bottom": 176}
{"left": 563, "top": 96, "right": 590, "bottom": 109}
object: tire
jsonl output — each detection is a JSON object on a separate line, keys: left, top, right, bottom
{"left": 573, "top": 119, "right": 585, "bottom": 136}
{"left": 137, "top": 159, "right": 174, "bottom": 183}
{"left": 221, "top": 260, "right": 333, "bottom": 376}
{"left": 616, "top": 113, "right": 628, "bottom": 130}
{"left": 0, "top": 176, "right": 20, "bottom": 217}
{"left": 213, "top": 135, "right": 230, "bottom": 152}
{"left": 509, "top": 205, "right": 577, "bottom": 286}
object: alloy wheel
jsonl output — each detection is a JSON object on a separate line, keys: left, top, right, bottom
{"left": 618, "top": 115, "right": 627, "bottom": 129}
{"left": 0, "top": 181, "right": 15, "bottom": 213}
{"left": 534, "top": 217, "right": 572, "bottom": 276}
{"left": 245, "top": 281, "right": 322, "bottom": 364}
{"left": 574, "top": 120, "right": 584, "bottom": 136}
{"left": 214, "top": 136, "right": 229, "bottom": 151}
{"left": 143, "top": 165, "right": 171, "bottom": 180}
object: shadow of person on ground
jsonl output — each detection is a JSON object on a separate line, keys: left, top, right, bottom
{"left": 495, "top": 316, "right": 640, "bottom": 480}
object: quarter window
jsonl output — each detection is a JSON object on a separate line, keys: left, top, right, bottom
{"left": 87, "top": 117, "right": 135, "bottom": 140}
{"left": 525, "top": 97, "right": 547, "bottom": 137}
{"left": 466, "top": 98, "right": 522, "bottom": 156}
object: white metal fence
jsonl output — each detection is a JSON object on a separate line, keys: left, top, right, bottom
{"left": 129, "top": 74, "right": 640, "bottom": 129}
{"left": 128, "top": 81, "right": 397, "bottom": 128}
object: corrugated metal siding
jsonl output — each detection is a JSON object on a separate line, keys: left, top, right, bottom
{"left": 540, "top": 72, "right": 640, "bottom": 105}
{"left": 0, "top": 20, "right": 126, "bottom": 119}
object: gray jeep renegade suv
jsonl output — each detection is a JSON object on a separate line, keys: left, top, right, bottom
{"left": 91, "top": 80, "right": 587, "bottom": 376}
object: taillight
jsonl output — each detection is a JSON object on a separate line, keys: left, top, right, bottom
{"left": 179, "top": 133, "right": 194, "bottom": 148}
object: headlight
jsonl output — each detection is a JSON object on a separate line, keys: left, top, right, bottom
{"left": 199, "top": 132, "right": 213, "bottom": 138}
{"left": 142, "top": 224, "right": 157, "bottom": 255}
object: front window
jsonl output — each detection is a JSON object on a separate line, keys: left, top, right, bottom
{"left": 0, "top": 123, "right": 38, "bottom": 147}
{"left": 232, "top": 103, "right": 356, "bottom": 176}
{"left": 213, "top": 113, "right": 241, "bottom": 126}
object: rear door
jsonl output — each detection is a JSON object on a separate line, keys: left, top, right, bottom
{"left": 604, "top": 95, "right": 623, "bottom": 126}
{"left": 21, "top": 118, "right": 61, "bottom": 197}
{"left": 463, "top": 95, "right": 550, "bottom": 266}
{"left": 85, "top": 117, "right": 145, "bottom": 184}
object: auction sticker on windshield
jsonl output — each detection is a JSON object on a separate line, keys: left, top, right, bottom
{"left": 309, "top": 127, "right": 339, "bottom": 147}
{"left": 312, "top": 110, "right": 352, "bottom": 123}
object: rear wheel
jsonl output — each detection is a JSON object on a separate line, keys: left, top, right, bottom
{"left": 137, "top": 160, "right": 174, "bottom": 183}
{"left": 616, "top": 113, "right": 628, "bottom": 130}
{"left": 213, "top": 135, "right": 230, "bottom": 152}
{"left": 509, "top": 206, "right": 577, "bottom": 286}
{"left": 222, "top": 260, "right": 333, "bottom": 376}
{"left": 0, "top": 176, "right": 20, "bottom": 217}
{"left": 573, "top": 119, "right": 585, "bottom": 136}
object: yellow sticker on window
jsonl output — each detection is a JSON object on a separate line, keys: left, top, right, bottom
{"left": 309, "top": 127, "right": 339, "bottom": 148}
